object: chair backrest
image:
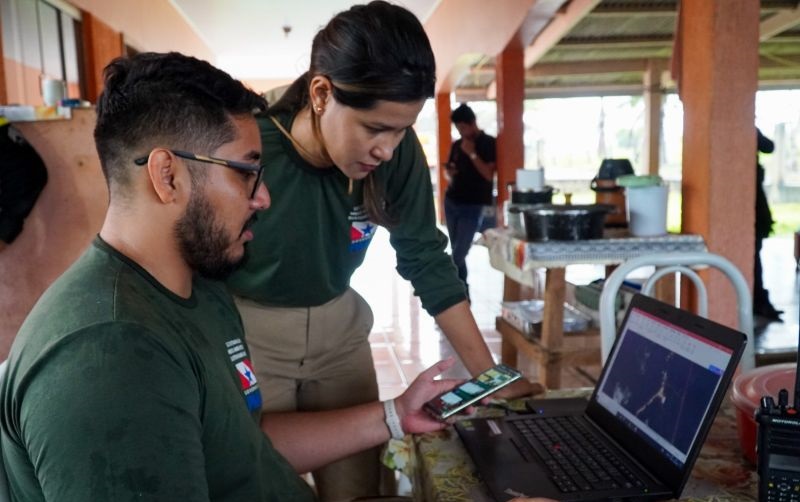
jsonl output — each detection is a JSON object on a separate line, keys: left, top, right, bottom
{"left": 598, "top": 252, "right": 755, "bottom": 371}
{"left": 0, "top": 360, "right": 10, "bottom": 502}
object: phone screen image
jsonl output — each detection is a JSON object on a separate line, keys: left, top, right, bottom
{"left": 424, "top": 364, "right": 522, "bottom": 420}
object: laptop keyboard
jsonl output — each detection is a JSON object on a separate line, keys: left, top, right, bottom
{"left": 510, "top": 415, "right": 648, "bottom": 493}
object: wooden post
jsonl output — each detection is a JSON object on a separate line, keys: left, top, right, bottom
{"left": 435, "top": 93, "right": 451, "bottom": 225}
{"left": 643, "top": 60, "right": 663, "bottom": 175}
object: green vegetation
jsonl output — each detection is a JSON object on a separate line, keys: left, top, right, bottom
{"left": 771, "top": 203, "right": 800, "bottom": 237}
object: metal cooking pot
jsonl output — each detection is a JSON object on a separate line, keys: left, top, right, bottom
{"left": 521, "top": 204, "right": 614, "bottom": 241}
{"left": 508, "top": 184, "right": 555, "bottom": 205}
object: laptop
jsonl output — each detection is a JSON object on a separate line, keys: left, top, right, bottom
{"left": 456, "top": 294, "right": 746, "bottom": 502}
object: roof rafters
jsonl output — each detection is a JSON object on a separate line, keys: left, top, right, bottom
{"left": 524, "top": 0, "right": 602, "bottom": 68}
{"left": 760, "top": 6, "right": 800, "bottom": 41}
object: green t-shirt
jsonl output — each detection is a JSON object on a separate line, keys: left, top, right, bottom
{"left": 0, "top": 238, "right": 315, "bottom": 502}
{"left": 226, "top": 113, "right": 466, "bottom": 315}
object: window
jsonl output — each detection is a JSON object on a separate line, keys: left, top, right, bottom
{"left": 1, "top": 0, "right": 82, "bottom": 104}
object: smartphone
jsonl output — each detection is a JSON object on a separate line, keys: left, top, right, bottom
{"left": 423, "top": 363, "right": 522, "bottom": 420}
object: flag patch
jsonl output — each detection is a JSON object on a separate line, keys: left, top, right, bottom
{"left": 236, "top": 359, "right": 257, "bottom": 389}
{"left": 348, "top": 205, "right": 376, "bottom": 252}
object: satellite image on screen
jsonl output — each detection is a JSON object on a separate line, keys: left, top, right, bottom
{"left": 600, "top": 329, "right": 722, "bottom": 453}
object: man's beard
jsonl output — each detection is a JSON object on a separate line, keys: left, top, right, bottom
{"left": 174, "top": 191, "right": 248, "bottom": 281}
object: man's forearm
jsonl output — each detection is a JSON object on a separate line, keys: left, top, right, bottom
{"left": 261, "top": 401, "right": 389, "bottom": 473}
{"left": 472, "top": 156, "right": 495, "bottom": 182}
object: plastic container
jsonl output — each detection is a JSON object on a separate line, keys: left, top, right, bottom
{"left": 730, "top": 363, "right": 797, "bottom": 464}
{"left": 500, "top": 299, "right": 591, "bottom": 339}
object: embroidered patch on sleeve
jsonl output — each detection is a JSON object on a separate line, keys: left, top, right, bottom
{"left": 348, "top": 205, "right": 376, "bottom": 252}
{"left": 226, "top": 338, "right": 263, "bottom": 413}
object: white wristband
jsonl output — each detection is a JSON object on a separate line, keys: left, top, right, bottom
{"left": 382, "top": 399, "right": 405, "bottom": 440}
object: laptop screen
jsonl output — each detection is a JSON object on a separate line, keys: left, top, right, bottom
{"left": 594, "top": 306, "right": 734, "bottom": 467}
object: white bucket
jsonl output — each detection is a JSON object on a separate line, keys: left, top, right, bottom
{"left": 626, "top": 184, "right": 668, "bottom": 236}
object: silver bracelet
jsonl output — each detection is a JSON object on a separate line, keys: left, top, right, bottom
{"left": 382, "top": 399, "right": 405, "bottom": 440}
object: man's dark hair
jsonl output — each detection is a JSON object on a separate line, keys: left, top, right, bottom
{"left": 451, "top": 103, "right": 476, "bottom": 124}
{"left": 94, "top": 52, "right": 267, "bottom": 197}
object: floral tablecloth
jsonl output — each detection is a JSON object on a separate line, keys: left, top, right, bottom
{"left": 395, "top": 389, "right": 757, "bottom": 502}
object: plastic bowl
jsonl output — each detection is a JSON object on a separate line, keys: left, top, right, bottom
{"left": 730, "top": 363, "right": 797, "bottom": 464}
{"left": 521, "top": 204, "right": 613, "bottom": 241}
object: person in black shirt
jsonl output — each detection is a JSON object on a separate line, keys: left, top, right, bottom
{"left": 444, "top": 103, "right": 496, "bottom": 298}
{"left": 753, "top": 128, "right": 782, "bottom": 321}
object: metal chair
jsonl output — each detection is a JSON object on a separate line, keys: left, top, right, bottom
{"left": 598, "top": 252, "right": 755, "bottom": 371}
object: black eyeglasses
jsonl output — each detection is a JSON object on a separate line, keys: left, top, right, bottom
{"left": 134, "top": 149, "right": 263, "bottom": 199}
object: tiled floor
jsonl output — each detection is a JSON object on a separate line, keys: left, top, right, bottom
{"left": 754, "top": 237, "right": 800, "bottom": 363}
{"left": 354, "top": 229, "right": 799, "bottom": 401}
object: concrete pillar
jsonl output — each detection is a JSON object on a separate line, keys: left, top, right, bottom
{"left": 495, "top": 44, "right": 525, "bottom": 226}
{"left": 679, "top": 0, "right": 759, "bottom": 328}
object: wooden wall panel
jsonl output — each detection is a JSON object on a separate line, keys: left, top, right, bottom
{"left": 80, "top": 11, "right": 124, "bottom": 102}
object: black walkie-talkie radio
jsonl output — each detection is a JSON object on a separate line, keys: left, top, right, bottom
{"left": 754, "top": 322, "right": 800, "bottom": 502}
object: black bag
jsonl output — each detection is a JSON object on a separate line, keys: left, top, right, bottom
{"left": 0, "top": 123, "right": 48, "bottom": 244}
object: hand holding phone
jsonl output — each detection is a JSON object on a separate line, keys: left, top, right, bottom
{"left": 423, "top": 363, "right": 522, "bottom": 420}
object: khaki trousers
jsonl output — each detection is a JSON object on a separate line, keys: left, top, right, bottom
{"left": 236, "top": 289, "right": 385, "bottom": 501}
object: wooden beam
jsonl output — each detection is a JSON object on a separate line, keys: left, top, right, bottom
{"left": 457, "top": 83, "right": 656, "bottom": 101}
{"left": 425, "top": 0, "right": 536, "bottom": 94}
{"left": 760, "top": 7, "right": 800, "bottom": 41}
{"left": 470, "top": 53, "right": 800, "bottom": 80}
{"left": 556, "top": 35, "right": 674, "bottom": 49}
{"left": 591, "top": 3, "right": 676, "bottom": 14}
{"left": 524, "top": 0, "right": 601, "bottom": 68}
{"left": 510, "top": 0, "right": 569, "bottom": 49}
{"left": 527, "top": 58, "right": 655, "bottom": 77}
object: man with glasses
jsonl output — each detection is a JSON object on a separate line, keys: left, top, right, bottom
{"left": 0, "top": 52, "right": 461, "bottom": 501}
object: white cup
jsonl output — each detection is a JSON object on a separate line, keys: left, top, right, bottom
{"left": 626, "top": 184, "right": 668, "bottom": 236}
{"left": 41, "top": 78, "right": 66, "bottom": 106}
{"left": 516, "top": 168, "right": 544, "bottom": 191}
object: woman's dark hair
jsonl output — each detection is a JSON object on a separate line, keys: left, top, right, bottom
{"left": 271, "top": 1, "right": 436, "bottom": 227}
{"left": 94, "top": 52, "right": 267, "bottom": 198}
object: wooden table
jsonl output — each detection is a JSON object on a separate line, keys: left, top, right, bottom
{"left": 484, "top": 228, "right": 707, "bottom": 389}
{"left": 407, "top": 389, "right": 756, "bottom": 502}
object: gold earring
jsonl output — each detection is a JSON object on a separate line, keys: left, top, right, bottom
{"left": 315, "top": 105, "right": 324, "bottom": 114}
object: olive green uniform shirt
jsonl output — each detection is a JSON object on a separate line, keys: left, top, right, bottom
{"left": 227, "top": 114, "right": 466, "bottom": 315}
{"left": 0, "top": 238, "right": 315, "bottom": 501}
